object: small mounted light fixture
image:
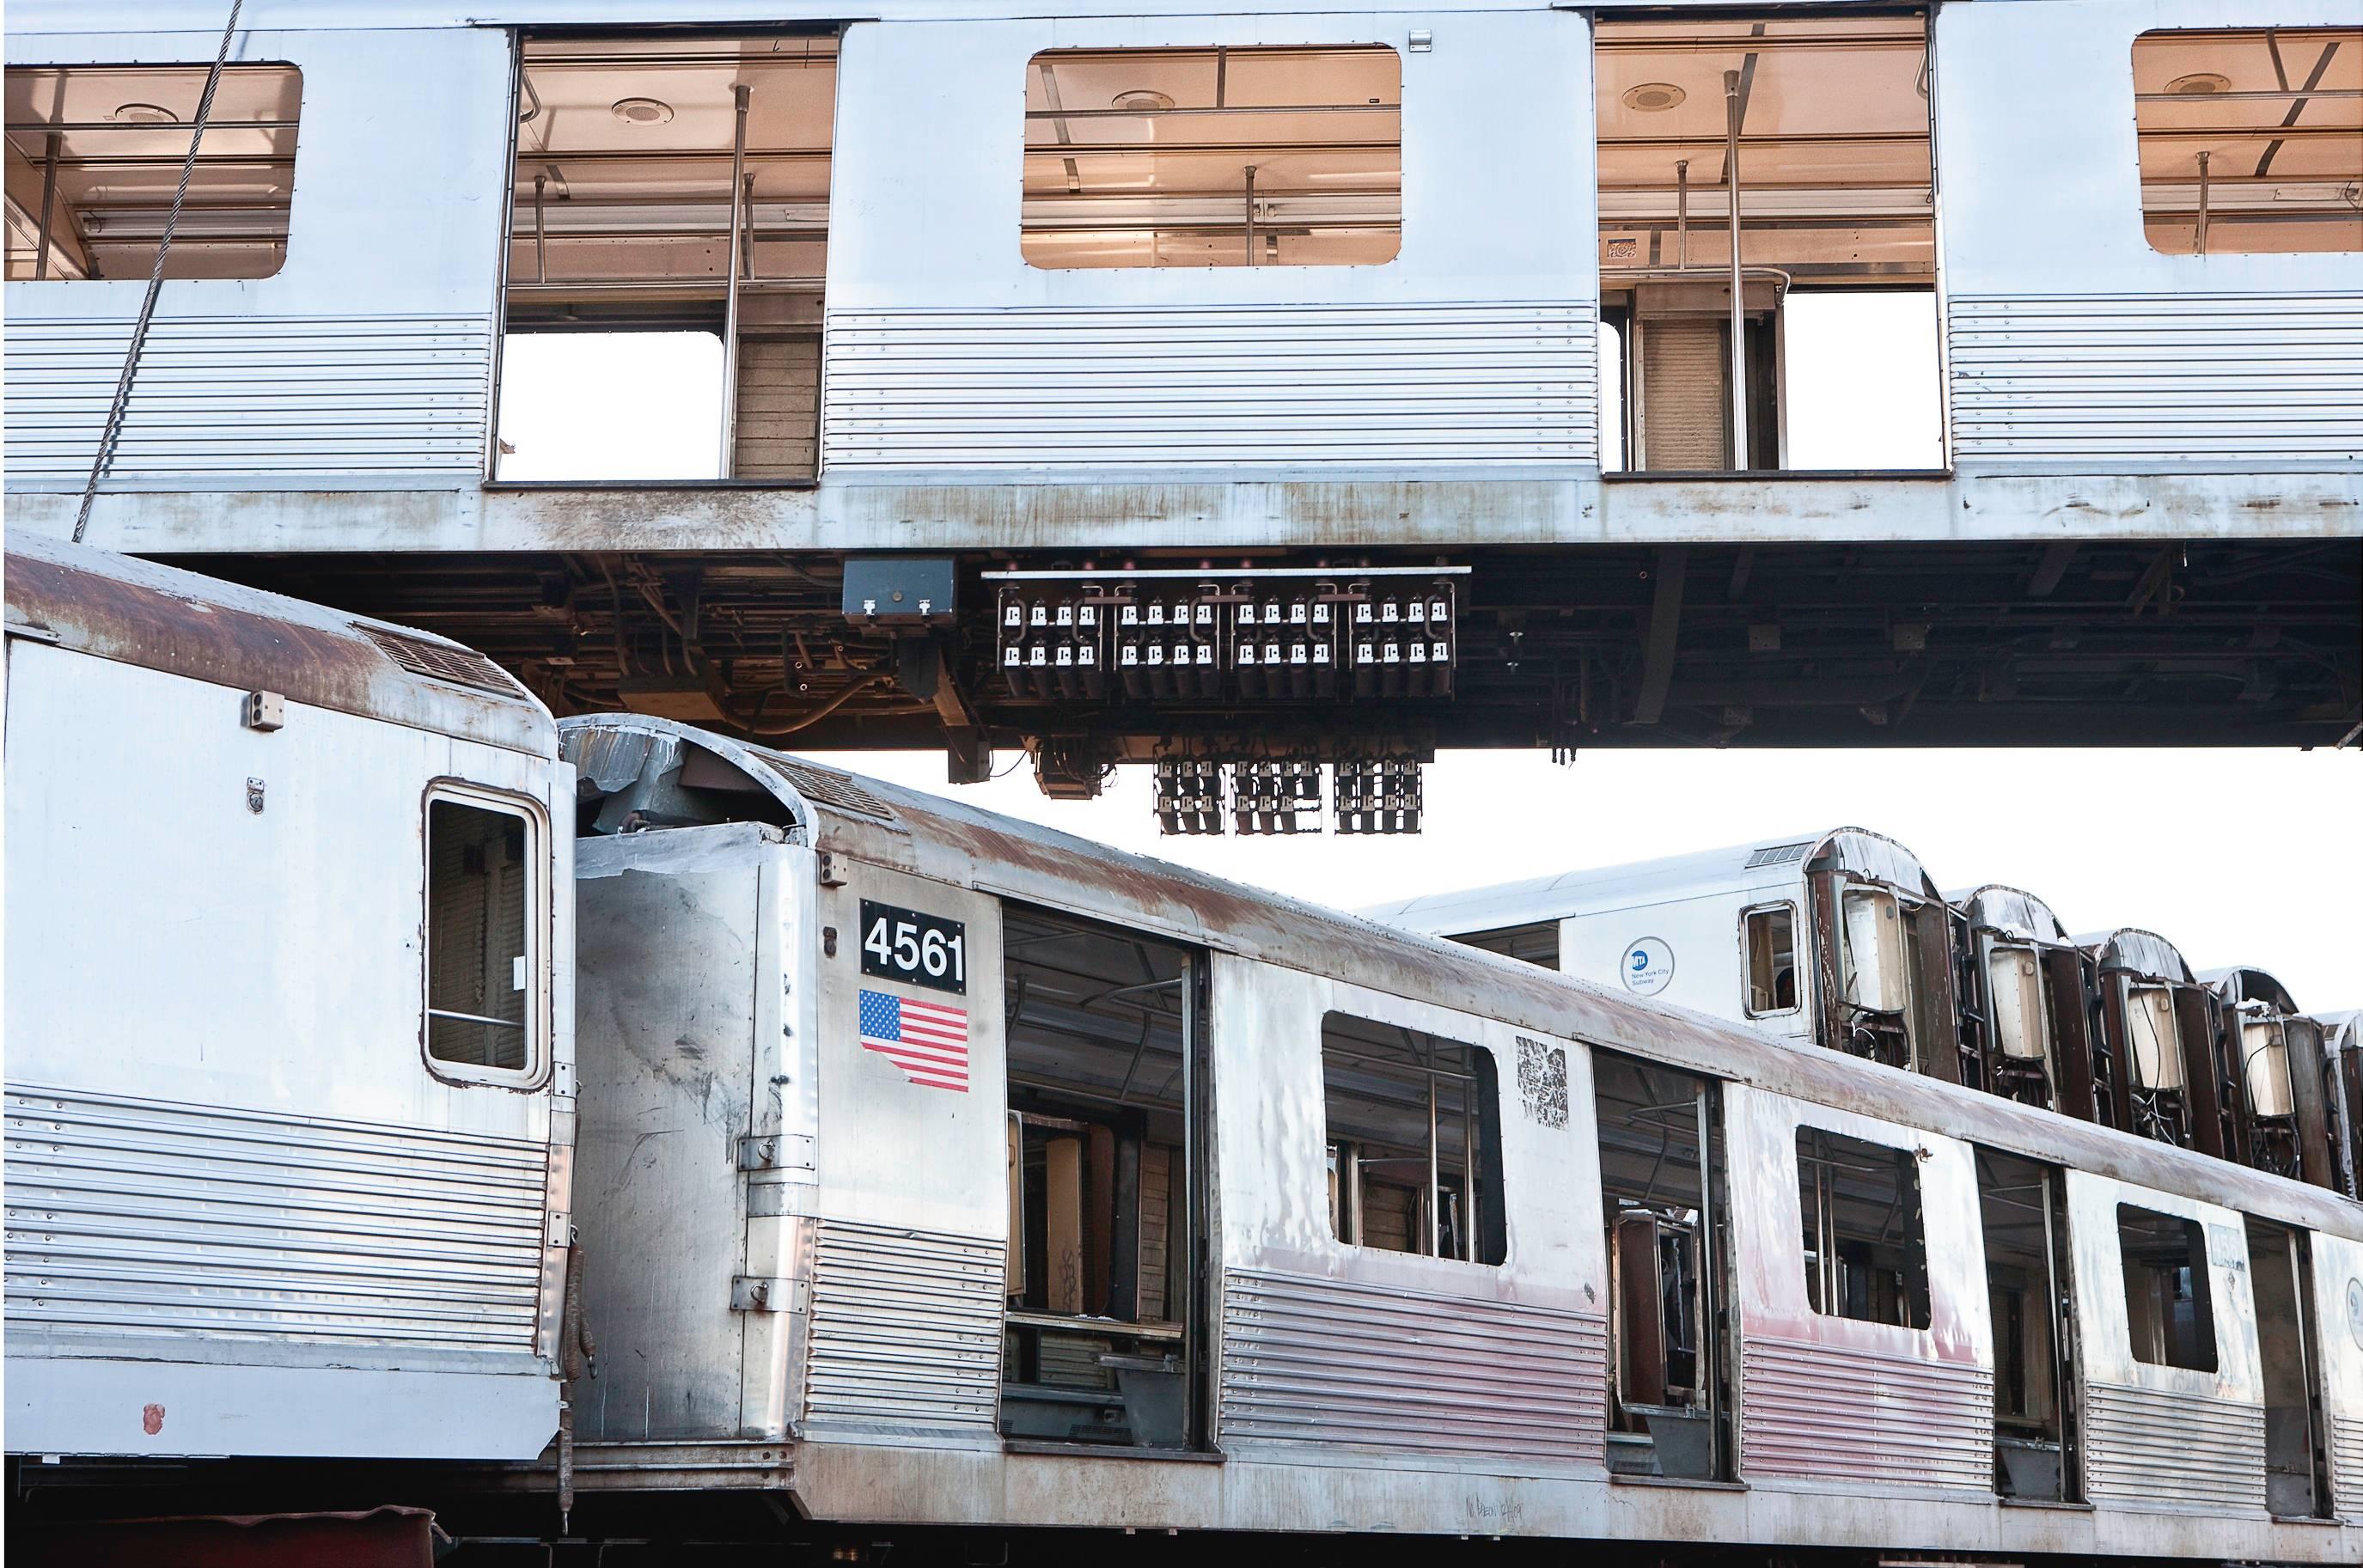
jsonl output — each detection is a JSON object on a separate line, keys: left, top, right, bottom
{"left": 1622, "top": 82, "right": 1687, "bottom": 113}
{"left": 109, "top": 102, "right": 178, "bottom": 124}
{"left": 242, "top": 690, "right": 285, "bottom": 732}
{"left": 1111, "top": 89, "right": 1174, "bottom": 112}
{"left": 2165, "top": 72, "right": 2232, "bottom": 95}
{"left": 610, "top": 96, "right": 675, "bottom": 125}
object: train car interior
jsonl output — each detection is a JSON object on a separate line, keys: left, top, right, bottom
{"left": 1975, "top": 1147, "right": 2079, "bottom": 1503}
{"left": 2245, "top": 1216, "right": 2334, "bottom": 1521}
{"left": 1020, "top": 45, "right": 1401, "bottom": 271}
{"left": 2115, "top": 1203, "right": 2216, "bottom": 1374}
{"left": 1592, "top": 1048, "right": 1732, "bottom": 1481}
{"left": 3, "top": 62, "right": 301, "bottom": 281}
{"left": 498, "top": 29, "right": 836, "bottom": 483}
{"left": 1794, "top": 1124, "right": 1931, "bottom": 1330}
{"left": 998, "top": 904, "right": 1201, "bottom": 1450}
{"left": 1321, "top": 1011, "right": 1506, "bottom": 1265}
{"left": 1594, "top": 9, "right": 1940, "bottom": 473}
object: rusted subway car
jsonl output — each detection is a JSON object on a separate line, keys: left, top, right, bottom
{"left": 536, "top": 717, "right": 2362, "bottom": 1559}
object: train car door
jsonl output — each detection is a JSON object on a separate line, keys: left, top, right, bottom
{"left": 1974, "top": 1147, "right": 2079, "bottom": 1501}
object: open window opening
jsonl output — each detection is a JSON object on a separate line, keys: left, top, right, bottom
{"left": 1021, "top": 46, "right": 1401, "bottom": 271}
{"left": 1595, "top": 11, "right": 1941, "bottom": 473}
{"left": 1322, "top": 1013, "right": 1505, "bottom": 1264}
{"left": 2133, "top": 28, "right": 2362, "bottom": 257}
{"left": 1796, "top": 1125, "right": 1931, "bottom": 1330}
{"left": 5, "top": 63, "right": 300, "bottom": 281}
{"left": 999, "top": 904, "right": 1200, "bottom": 1450}
{"left": 1743, "top": 901, "right": 1798, "bottom": 1016}
{"left": 424, "top": 788, "right": 541, "bottom": 1080}
{"left": 1975, "top": 1148, "right": 2079, "bottom": 1503}
{"left": 1450, "top": 920, "right": 1560, "bottom": 970}
{"left": 497, "top": 32, "right": 835, "bottom": 482}
{"left": 2116, "top": 1204, "right": 2216, "bottom": 1373}
{"left": 2246, "top": 1217, "right": 2332, "bottom": 1519}
{"left": 1594, "top": 1050, "right": 1732, "bottom": 1481}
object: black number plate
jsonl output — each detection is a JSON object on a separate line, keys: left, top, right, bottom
{"left": 858, "top": 900, "right": 968, "bottom": 995}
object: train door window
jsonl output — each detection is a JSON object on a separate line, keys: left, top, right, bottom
{"left": 1452, "top": 920, "right": 1560, "bottom": 970}
{"left": 1020, "top": 46, "right": 1401, "bottom": 270}
{"left": 1322, "top": 1013, "right": 1505, "bottom": 1265}
{"left": 2124, "top": 983, "right": 2188, "bottom": 1093}
{"left": 2116, "top": 1205, "right": 2216, "bottom": 1372}
{"left": 1743, "top": 902, "right": 1798, "bottom": 1016}
{"left": 424, "top": 788, "right": 542, "bottom": 1080}
{"left": 1594, "top": 13, "right": 1940, "bottom": 473}
{"left": 1796, "top": 1126, "right": 1931, "bottom": 1330}
{"left": 1593, "top": 1049, "right": 1731, "bottom": 1480}
{"left": 2246, "top": 1217, "right": 2331, "bottom": 1518}
{"left": 4, "top": 64, "right": 302, "bottom": 281}
{"left": 497, "top": 32, "right": 836, "bottom": 481}
{"left": 998, "top": 904, "right": 1199, "bottom": 1449}
{"left": 1975, "top": 1148, "right": 2079, "bottom": 1502}
{"left": 2133, "top": 29, "right": 2363, "bottom": 256}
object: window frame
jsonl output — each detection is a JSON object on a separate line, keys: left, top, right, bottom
{"left": 1794, "top": 1122, "right": 1933, "bottom": 1333}
{"left": 2115, "top": 1201, "right": 2220, "bottom": 1373}
{"left": 1319, "top": 1009, "right": 1508, "bottom": 1268}
{"left": 419, "top": 778, "right": 550, "bottom": 1089}
{"left": 1738, "top": 899, "right": 1802, "bottom": 1019}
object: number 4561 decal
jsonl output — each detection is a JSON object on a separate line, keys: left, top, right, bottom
{"left": 858, "top": 899, "right": 968, "bottom": 996}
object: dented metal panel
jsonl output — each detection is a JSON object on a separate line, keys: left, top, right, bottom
{"left": 1220, "top": 1267, "right": 1606, "bottom": 1462}
{"left": 803, "top": 1219, "right": 1002, "bottom": 1435}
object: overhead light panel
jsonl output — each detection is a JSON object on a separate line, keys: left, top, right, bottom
{"left": 1334, "top": 754, "right": 1424, "bottom": 835}
{"left": 1153, "top": 758, "right": 1225, "bottom": 836}
{"left": 1231, "top": 760, "right": 1322, "bottom": 836}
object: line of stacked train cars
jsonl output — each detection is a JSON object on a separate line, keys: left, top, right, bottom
{"left": 1366, "top": 828, "right": 2363, "bottom": 1202}
{"left": 7, "top": 536, "right": 2362, "bottom": 1563}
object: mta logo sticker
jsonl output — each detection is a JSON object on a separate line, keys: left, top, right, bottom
{"left": 1621, "top": 937, "right": 1675, "bottom": 997}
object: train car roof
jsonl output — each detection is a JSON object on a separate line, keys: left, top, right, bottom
{"left": 2201, "top": 965, "right": 2303, "bottom": 1014}
{"left": 1950, "top": 883, "right": 2073, "bottom": 944}
{"left": 1357, "top": 826, "right": 1938, "bottom": 936}
{"left": 2076, "top": 926, "right": 2195, "bottom": 983}
{"left": 562, "top": 714, "right": 2362, "bottom": 1242}
{"left": 4, "top": 532, "right": 555, "bottom": 756}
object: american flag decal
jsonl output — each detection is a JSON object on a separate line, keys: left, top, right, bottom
{"left": 857, "top": 987, "right": 971, "bottom": 1092}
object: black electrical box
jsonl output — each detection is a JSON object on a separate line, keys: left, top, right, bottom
{"left": 842, "top": 558, "right": 957, "bottom": 625}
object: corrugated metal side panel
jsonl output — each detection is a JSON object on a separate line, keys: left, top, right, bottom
{"left": 2085, "top": 1380, "right": 2268, "bottom": 1510}
{"left": 823, "top": 302, "right": 1598, "bottom": 470}
{"left": 1219, "top": 1266, "right": 1608, "bottom": 1463}
{"left": 1948, "top": 293, "right": 2363, "bottom": 465}
{"left": 3, "top": 314, "right": 492, "bottom": 485}
{"left": 1740, "top": 1333, "right": 1991, "bottom": 1490}
{"left": 3, "top": 1083, "right": 547, "bottom": 1351}
{"left": 2326, "top": 1412, "right": 2363, "bottom": 1523}
{"left": 803, "top": 1218, "right": 1002, "bottom": 1432}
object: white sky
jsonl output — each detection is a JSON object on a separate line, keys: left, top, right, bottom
{"left": 500, "top": 325, "right": 2356, "bottom": 1010}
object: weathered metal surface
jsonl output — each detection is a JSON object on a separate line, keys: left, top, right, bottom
{"left": 17, "top": 1505, "right": 439, "bottom": 1568}
{"left": 3, "top": 1084, "right": 549, "bottom": 1349}
{"left": 2312, "top": 1230, "right": 2363, "bottom": 1523}
{"left": 4, "top": 532, "right": 553, "bottom": 755}
{"left": 1738, "top": 1333, "right": 1993, "bottom": 1490}
{"left": 1218, "top": 1267, "right": 1607, "bottom": 1463}
{"left": 1956, "top": 883, "right": 2072, "bottom": 943}
{"left": 823, "top": 304, "right": 1598, "bottom": 472}
{"left": 3, "top": 315, "right": 493, "bottom": 490}
{"left": 1947, "top": 293, "right": 2363, "bottom": 468}
{"left": 2081, "top": 927, "right": 2195, "bottom": 984}
{"left": 803, "top": 1218, "right": 1003, "bottom": 1434}
{"left": 2085, "top": 1382, "right": 2269, "bottom": 1510}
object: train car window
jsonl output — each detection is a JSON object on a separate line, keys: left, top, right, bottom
{"left": 2116, "top": 1204, "right": 2217, "bottom": 1372}
{"left": 1452, "top": 920, "right": 1560, "bottom": 969}
{"left": 1742, "top": 903, "right": 1798, "bottom": 1016}
{"left": 4, "top": 64, "right": 302, "bottom": 281}
{"left": 424, "top": 789, "right": 541, "bottom": 1077}
{"left": 1021, "top": 46, "right": 1402, "bottom": 270}
{"left": 1595, "top": 13, "right": 1941, "bottom": 473}
{"left": 1322, "top": 1013, "right": 1505, "bottom": 1265}
{"left": 2133, "top": 28, "right": 2363, "bottom": 256}
{"left": 498, "top": 34, "right": 837, "bottom": 481}
{"left": 1795, "top": 1126, "right": 1931, "bottom": 1330}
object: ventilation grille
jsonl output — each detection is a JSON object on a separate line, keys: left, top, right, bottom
{"left": 760, "top": 756, "right": 897, "bottom": 821}
{"left": 1745, "top": 840, "right": 1815, "bottom": 869}
{"left": 360, "top": 625, "right": 517, "bottom": 695}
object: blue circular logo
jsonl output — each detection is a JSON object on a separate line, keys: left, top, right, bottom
{"left": 1621, "top": 937, "right": 1675, "bottom": 997}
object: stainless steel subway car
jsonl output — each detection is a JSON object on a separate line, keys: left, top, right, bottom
{"left": 3, "top": 534, "right": 577, "bottom": 1463}
{"left": 544, "top": 714, "right": 2363, "bottom": 1559}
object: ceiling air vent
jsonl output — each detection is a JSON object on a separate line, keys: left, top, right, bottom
{"left": 359, "top": 625, "right": 517, "bottom": 695}
{"left": 1744, "top": 840, "right": 1814, "bottom": 869}
{"left": 760, "top": 755, "right": 897, "bottom": 822}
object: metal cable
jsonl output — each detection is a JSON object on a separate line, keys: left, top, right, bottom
{"left": 72, "top": 0, "right": 245, "bottom": 544}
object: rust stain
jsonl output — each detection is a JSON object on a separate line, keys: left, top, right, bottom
{"left": 141, "top": 1402, "right": 165, "bottom": 1436}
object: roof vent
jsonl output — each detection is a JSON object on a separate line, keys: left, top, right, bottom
{"left": 760, "top": 756, "right": 897, "bottom": 821}
{"left": 1744, "top": 840, "right": 1814, "bottom": 869}
{"left": 359, "top": 625, "right": 517, "bottom": 695}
